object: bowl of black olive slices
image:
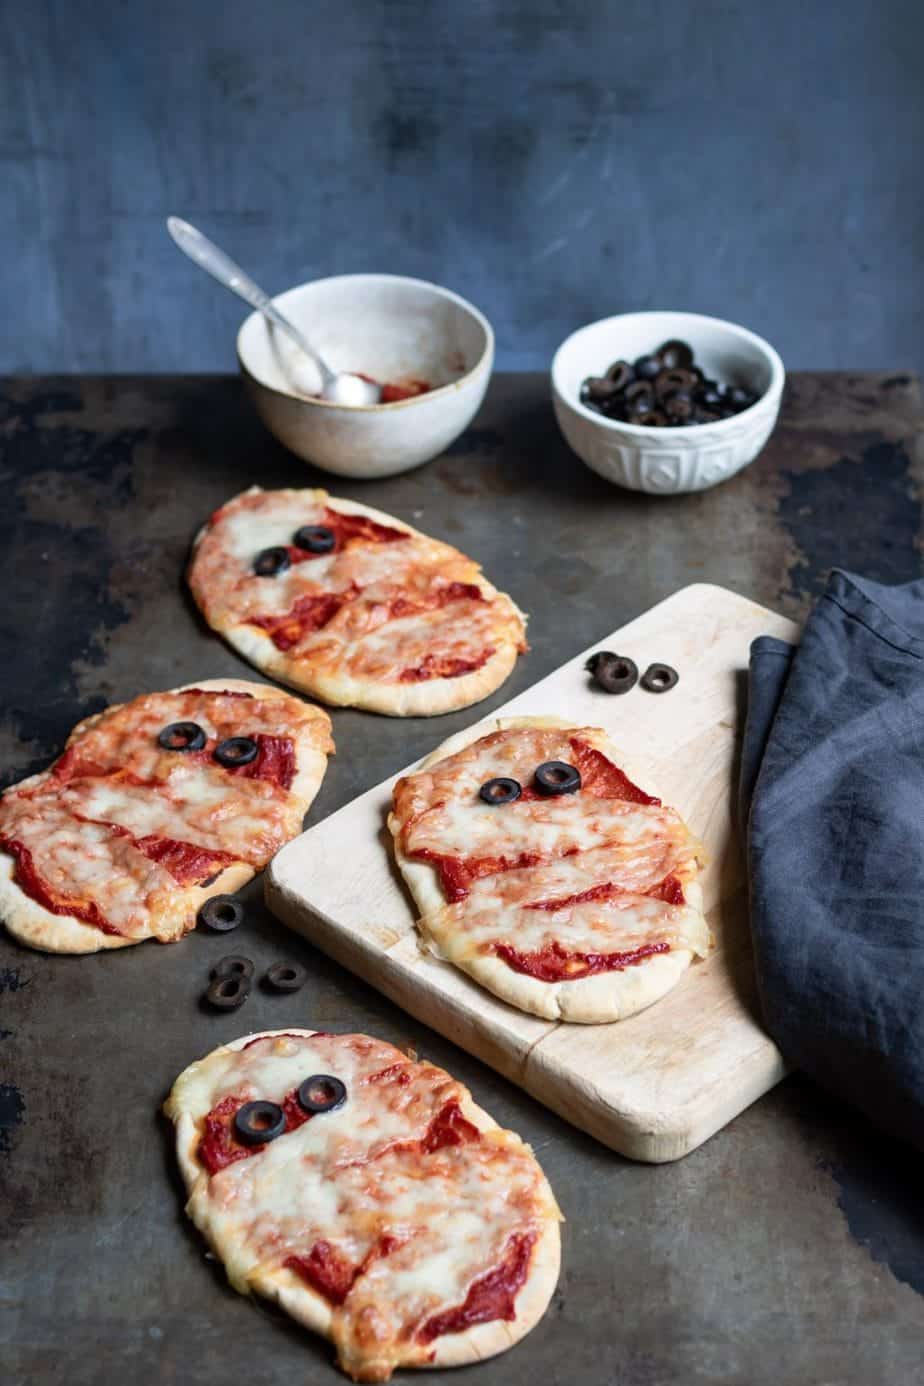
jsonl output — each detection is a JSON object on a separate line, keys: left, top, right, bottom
{"left": 551, "top": 311, "right": 785, "bottom": 494}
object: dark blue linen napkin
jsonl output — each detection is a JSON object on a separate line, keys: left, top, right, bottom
{"left": 740, "top": 569, "right": 924, "bottom": 1149}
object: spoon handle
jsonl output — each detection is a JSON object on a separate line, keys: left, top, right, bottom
{"left": 166, "top": 217, "right": 324, "bottom": 370}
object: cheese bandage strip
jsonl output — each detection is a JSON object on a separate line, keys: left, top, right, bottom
{"left": 187, "top": 487, "right": 527, "bottom": 716}
{"left": 389, "top": 718, "right": 710, "bottom": 1023}
{"left": 164, "top": 1029, "right": 561, "bottom": 1382}
{"left": 0, "top": 681, "right": 332, "bottom": 953}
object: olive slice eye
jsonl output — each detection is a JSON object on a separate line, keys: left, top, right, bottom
{"left": 214, "top": 736, "right": 259, "bottom": 767}
{"left": 253, "top": 546, "right": 291, "bottom": 577}
{"left": 158, "top": 721, "right": 206, "bottom": 752}
{"left": 479, "top": 777, "right": 522, "bottom": 806}
{"left": 197, "top": 896, "right": 245, "bottom": 932}
{"left": 640, "top": 662, "right": 679, "bottom": 693}
{"left": 297, "top": 1074, "right": 347, "bottom": 1115}
{"left": 533, "top": 761, "right": 582, "bottom": 796}
{"left": 294, "top": 524, "right": 336, "bottom": 554}
{"left": 586, "top": 651, "right": 639, "bottom": 695}
{"left": 233, "top": 1100, "right": 286, "bottom": 1146}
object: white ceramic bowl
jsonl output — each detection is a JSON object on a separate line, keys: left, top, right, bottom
{"left": 237, "top": 274, "right": 494, "bottom": 479}
{"left": 551, "top": 311, "right": 785, "bottom": 494}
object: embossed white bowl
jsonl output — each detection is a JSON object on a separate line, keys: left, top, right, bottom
{"left": 551, "top": 311, "right": 785, "bottom": 494}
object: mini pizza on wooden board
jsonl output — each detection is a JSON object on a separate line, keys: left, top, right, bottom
{"left": 0, "top": 680, "right": 332, "bottom": 954}
{"left": 187, "top": 487, "right": 527, "bottom": 716}
{"left": 164, "top": 1028, "right": 561, "bottom": 1383}
{"left": 388, "top": 716, "right": 710, "bottom": 1023}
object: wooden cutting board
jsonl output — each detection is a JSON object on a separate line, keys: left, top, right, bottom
{"left": 266, "top": 583, "right": 798, "bottom": 1162}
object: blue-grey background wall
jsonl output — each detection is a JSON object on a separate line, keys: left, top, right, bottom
{"left": 2, "top": 0, "right": 921, "bottom": 375}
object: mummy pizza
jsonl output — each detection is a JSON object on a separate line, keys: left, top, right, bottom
{"left": 187, "top": 487, "right": 527, "bottom": 716}
{"left": 389, "top": 717, "right": 711, "bottom": 1023}
{"left": 164, "top": 1029, "right": 561, "bottom": 1382}
{"left": 0, "top": 680, "right": 332, "bottom": 953}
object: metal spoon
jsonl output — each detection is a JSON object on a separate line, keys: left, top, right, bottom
{"left": 166, "top": 217, "right": 381, "bottom": 406}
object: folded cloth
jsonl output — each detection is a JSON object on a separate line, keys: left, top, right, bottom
{"left": 740, "top": 569, "right": 924, "bottom": 1150}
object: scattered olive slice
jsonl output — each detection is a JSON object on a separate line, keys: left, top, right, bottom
{"left": 234, "top": 1100, "right": 286, "bottom": 1146}
{"left": 479, "top": 777, "right": 522, "bottom": 806}
{"left": 253, "top": 546, "right": 291, "bottom": 577}
{"left": 197, "top": 896, "right": 245, "bottom": 933}
{"left": 640, "top": 662, "right": 680, "bottom": 693}
{"left": 209, "top": 955, "right": 255, "bottom": 981}
{"left": 294, "top": 524, "right": 336, "bottom": 554}
{"left": 214, "top": 736, "right": 259, "bottom": 768}
{"left": 158, "top": 721, "right": 206, "bottom": 752}
{"left": 657, "top": 339, "right": 694, "bottom": 370}
{"left": 586, "top": 651, "right": 639, "bottom": 695}
{"left": 205, "top": 973, "right": 250, "bottom": 1010}
{"left": 534, "top": 761, "right": 582, "bottom": 796}
{"left": 265, "top": 961, "right": 307, "bottom": 993}
{"left": 297, "top": 1074, "right": 347, "bottom": 1115}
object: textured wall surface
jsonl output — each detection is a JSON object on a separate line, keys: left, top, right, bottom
{"left": 2, "top": 0, "right": 922, "bottom": 374}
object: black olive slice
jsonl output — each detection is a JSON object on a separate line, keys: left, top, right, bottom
{"left": 265, "top": 961, "right": 307, "bottom": 993}
{"left": 586, "top": 651, "right": 639, "bottom": 695}
{"left": 663, "top": 393, "right": 694, "bottom": 423}
{"left": 634, "top": 409, "right": 668, "bottom": 427}
{"left": 197, "top": 896, "right": 245, "bottom": 933}
{"left": 253, "top": 546, "right": 291, "bottom": 577}
{"left": 604, "top": 360, "right": 634, "bottom": 391}
{"left": 205, "top": 973, "right": 251, "bottom": 1010}
{"left": 293, "top": 524, "right": 336, "bottom": 554}
{"left": 158, "top": 721, "right": 206, "bottom": 752}
{"left": 214, "top": 736, "right": 259, "bottom": 768}
{"left": 534, "top": 761, "right": 582, "bottom": 796}
{"left": 633, "top": 354, "right": 662, "bottom": 381}
{"left": 234, "top": 1100, "right": 286, "bottom": 1146}
{"left": 209, "top": 955, "right": 255, "bottom": 981}
{"left": 656, "top": 339, "right": 694, "bottom": 371}
{"left": 640, "top": 662, "right": 680, "bottom": 693}
{"left": 624, "top": 380, "right": 655, "bottom": 408}
{"left": 479, "top": 777, "right": 522, "bottom": 806}
{"left": 654, "top": 367, "right": 699, "bottom": 398}
{"left": 297, "top": 1074, "right": 347, "bottom": 1115}
{"left": 727, "top": 386, "right": 757, "bottom": 411}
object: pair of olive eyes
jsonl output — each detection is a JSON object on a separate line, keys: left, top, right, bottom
{"left": 234, "top": 1075, "right": 347, "bottom": 1146}
{"left": 479, "top": 761, "right": 581, "bottom": 805}
{"left": 157, "top": 722, "right": 258, "bottom": 767}
{"left": 253, "top": 524, "right": 336, "bottom": 578}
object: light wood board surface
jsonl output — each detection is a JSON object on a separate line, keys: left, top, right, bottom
{"left": 266, "top": 583, "right": 799, "bottom": 1162}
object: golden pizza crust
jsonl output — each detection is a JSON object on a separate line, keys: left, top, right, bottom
{"left": 0, "top": 680, "right": 332, "bottom": 955}
{"left": 188, "top": 488, "right": 527, "bottom": 717}
{"left": 164, "top": 1028, "right": 562, "bottom": 1381}
{"left": 388, "top": 716, "right": 709, "bottom": 1024}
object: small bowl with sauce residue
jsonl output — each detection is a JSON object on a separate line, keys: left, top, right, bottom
{"left": 237, "top": 274, "right": 494, "bottom": 479}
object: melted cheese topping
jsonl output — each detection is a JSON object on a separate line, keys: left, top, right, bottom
{"left": 167, "top": 1033, "right": 553, "bottom": 1380}
{"left": 395, "top": 725, "right": 708, "bottom": 983}
{"left": 188, "top": 489, "right": 526, "bottom": 685}
{"left": 0, "top": 688, "right": 331, "bottom": 941}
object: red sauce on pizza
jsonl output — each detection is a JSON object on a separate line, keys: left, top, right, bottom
{"left": 197, "top": 1088, "right": 312, "bottom": 1174}
{"left": 286, "top": 507, "right": 407, "bottom": 561}
{"left": 226, "top": 734, "right": 297, "bottom": 790}
{"left": 491, "top": 938, "right": 670, "bottom": 981}
{"left": 251, "top": 589, "right": 357, "bottom": 651}
{"left": 400, "top": 650, "right": 494, "bottom": 683}
{"left": 421, "top": 1100, "right": 480, "bottom": 1152}
{"left": 526, "top": 871, "right": 685, "bottom": 912}
{"left": 285, "top": 1240, "right": 358, "bottom": 1305}
{"left": 134, "top": 836, "right": 237, "bottom": 886}
{"left": 0, "top": 834, "right": 121, "bottom": 935}
{"left": 418, "top": 1230, "right": 536, "bottom": 1343}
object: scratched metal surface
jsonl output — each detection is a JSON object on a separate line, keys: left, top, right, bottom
{"left": 1, "top": 373, "right": 923, "bottom": 1386}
